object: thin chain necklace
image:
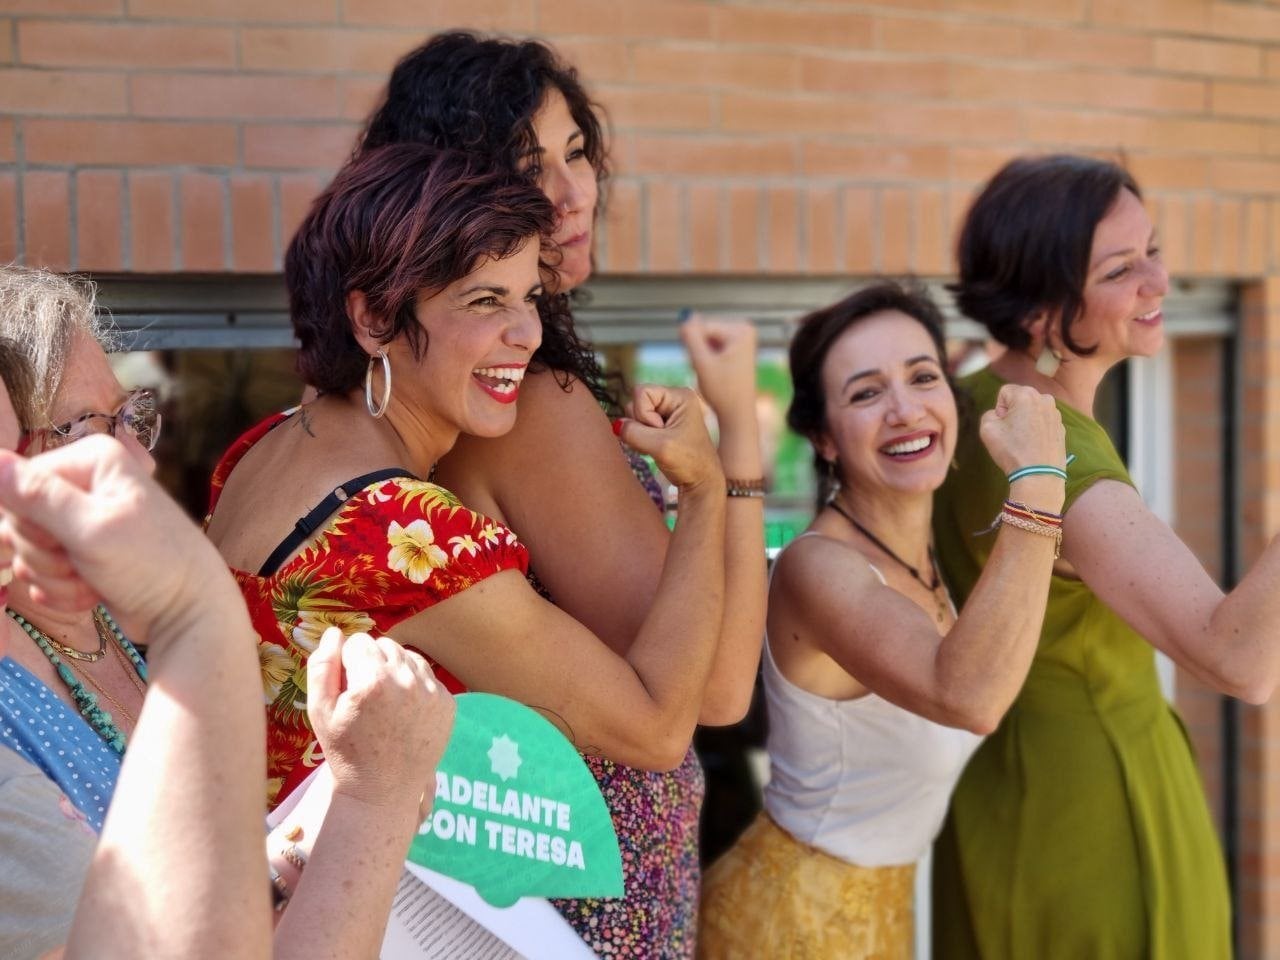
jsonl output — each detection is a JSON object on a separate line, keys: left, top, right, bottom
{"left": 38, "top": 614, "right": 109, "bottom": 663}
{"left": 7, "top": 606, "right": 148, "bottom": 755}
{"left": 827, "top": 498, "right": 950, "bottom": 624}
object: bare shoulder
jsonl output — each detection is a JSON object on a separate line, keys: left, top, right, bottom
{"left": 770, "top": 530, "right": 882, "bottom": 606}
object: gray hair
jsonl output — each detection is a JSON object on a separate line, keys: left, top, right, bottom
{"left": 0, "top": 266, "right": 113, "bottom": 426}
{"left": 0, "top": 336, "right": 35, "bottom": 430}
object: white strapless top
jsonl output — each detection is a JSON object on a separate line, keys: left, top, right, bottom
{"left": 762, "top": 538, "right": 982, "bottom": 867}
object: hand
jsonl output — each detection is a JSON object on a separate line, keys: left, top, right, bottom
{"left": 307, "top": 627, "right": 455, "bottom": 816}
{"left": 978, "top": 383, "right": 1066, "bottom": 477}
{"left": 0, "top": 436, "right": 233, "bottom": 636}
{"left": 680, "top": 315, "right": 758, "bottom": 424}
{"left": 615, "top": 384, "right": 723, "bottom": 491}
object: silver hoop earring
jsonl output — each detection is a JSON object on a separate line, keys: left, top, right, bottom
{"left": 365, "top": 348, "right": 391, "bottom": 419}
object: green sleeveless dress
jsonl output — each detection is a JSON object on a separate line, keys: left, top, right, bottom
{"left": 930, "top": 367, "right": 1231, "bottom": 959}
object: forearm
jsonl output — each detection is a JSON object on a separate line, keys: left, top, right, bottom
{"left": 274, "top": 793, "right": 422, "bottom": 960}
{"left": 1196, "top": 534, "right": 1280, "bottom": 702}
{"left": 624, "top": 479, "right": 727, "bottom": 763}
{"left": 700, "top": 408, "right": 766, "bottom": 725}
{"left": 67, "top": 592, "right": 270, "bottom": 960}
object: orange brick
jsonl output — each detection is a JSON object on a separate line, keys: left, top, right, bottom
{"left": 18, "top": 21, "right": 234, "bottom": 69}
{"left": 629, "top": 136, "right": 796, "bottom": 177}
{"left": 632, "top": 44, "right": 798, "bottom": 92}
{"left": 1245, "top": 199, "right": 1268, "bottom": 275}
{"left": 1153, "top": 36, "right": 1263, "bottom": 78}
{"left": 915, "top": 186, "right": 948, "bottom": 275}
{"left": 800, "top": 55, "right": 948, "bottom": 98}
{"left": 24, "top": 119, "right": 238, "bottom": 167}
{"left": 1154, "top": 194, "right": 1190, "bottom": 274}
{"left": 1216, "top": 198, "right": 1243, "bottom": 275}
{"left": 0, "top": 20, "right": 11, "bottom": 64}
{"left": 870, "top": 102, "right": 1022, "bottom": 144}
{"left": 76, "top": 169, "right": 123, "bottom": 271}
{"left": 597, "top": 86, "right": 714, "bottom": 131}
{"left": 243, "top": 123, "right": 359, "bottom": 170}
{"left": 1025, "top": 109, "right": 1265, "bottom": 156}
{"left": 0, "top": 118, "right": 12, "bottom": 164}
{"left": 726, "top": 185, "right": 759, "bottom": 273}
{"left": 1190, "top": 194, "right": 1215, "bottom": 276}
{"left": 551, "top": 38, "right": 631, "bottom": 85}
{"left": 949, "top": 147, "right": 1020, "bottom": 185}
{"left": 1147, "top": 117, "right": 1266, "bottom": 156}
{"left": 279, "top": 173, "right": 323, "bottom": 255}
{"left": 180, "top": 173, "right": 225, "bottom": 272}
{"left": 723, "top": 94, "right": 1022, "bottom": 142}
{"left": 715, "top": 7, "right": 872, "bottom": 49}
{"left": 128, "top": 171, "right": 176, "bottom": 272}
{"left": 765, "top": 187, "right": 800, "bottom": 272}
{"left": 0, "top": 68, "right": 125, "bottom": 115}
{"left": 1023, "top": 25, "right": 1153, "bottom": 68}
{"left": 645, "top": 180, "right": 682, "bottom": 272}
{"left": 127, "top": 0, "right": 336, "bottom": 22}
{"left": 342, "top": 0, "right": 533, "bottom": 29}
{"left": 131, "top": 73, "right": 339, "bottom": 120}
{"left": 23, "top": 171, "right": 71, "bottom": 271}
{"left": 3, "top": 0, "right": 120, "bottom": 12}
{"left": 801, "top": 141, "right": 949, "bottom": 181}
{"left": 949, "top": 0, "right": 1085, "bottom": 19}
{"left": 842, "top": 186, "right": 875, "bottom": 273}
{"left": 231, "top": 175, "right": 275, "bottom": 272}
{"left": 880, "top": 187, "right": 911, "bottom": 273}
{"left": 688, "top": 184, "right": 719, "bottom": 272}
{"left": 1209, "top": 3, "right": 1280, "bottom": 43}
{"left": 600, "top": 179, "right": 641, "bottom": 273}
{"left": 0, "top": 174, "right": 15, "bottom": 264}
{"left": 341, "top": 76, "right": 384, "bottom": 122}
{"left": 1127, "top": 155, "right": 1210, "bottom": 192}
{"left": 1212, "top": 80, "right": 1280, "bottom": 120}
{"left": 1211, "top": 159, "right": 1280, "bottom": 195}
{"left": 538, "top": 0, "right": 713, "bottom": 40}
{"left": 1268, "top": 49, "right": 1280, "bottom": 81}
{"left": 239, "top": 27, "right": 411, "bottom": 74}
{"left": 805, "top": 186, "right": 839, "bottom": 273}
{"left": 949, "top": 63, "right": 1206, "bottom": 114}
{"left": 1091, "top": 0, "right": 1207, "bottom": 33}
{"left": 876, "top": 15, "right": 1026, "bottom": 57}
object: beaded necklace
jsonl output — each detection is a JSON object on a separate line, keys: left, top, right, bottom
{"left": 6, "top": 606, "right": 148, "bottom": 755}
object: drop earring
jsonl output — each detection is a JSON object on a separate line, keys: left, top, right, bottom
{"left": 1034, "top": 346, "right": 1062, "bottom": 378}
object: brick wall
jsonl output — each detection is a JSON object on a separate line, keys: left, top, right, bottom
{"left": 2, "top": 1, "right": 1279, "bottom": 277}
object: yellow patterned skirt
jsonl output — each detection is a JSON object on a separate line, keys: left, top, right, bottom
{"left": 698, "top": 813, "right": 914, "bottom": 960}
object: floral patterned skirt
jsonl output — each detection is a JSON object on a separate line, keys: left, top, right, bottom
{"left": 699, "top": 813, "right": 914, "bottom": 960}
{"left": 552, "top": 747, "right": 705, "bottom": 958}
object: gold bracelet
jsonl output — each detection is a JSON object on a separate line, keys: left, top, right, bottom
{"left": 999, "top": 511, "right": 1062, "bottom": 559}
{"left": 726, "top": 477, "right": 767, "bottom": 498}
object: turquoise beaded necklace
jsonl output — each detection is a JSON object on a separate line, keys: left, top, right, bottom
{"left": 6, "top": 606, "right": 148, "bottom": 756}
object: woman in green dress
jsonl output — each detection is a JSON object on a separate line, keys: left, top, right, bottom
{"left": 932, "top": 154, "right": 1277, "bottom": 958}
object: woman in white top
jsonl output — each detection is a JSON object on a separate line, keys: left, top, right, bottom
{"left": 698, "top": 281, "right": 1066, "bottom": 959}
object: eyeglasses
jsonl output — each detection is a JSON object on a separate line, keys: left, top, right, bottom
{"left": 20, "top": 387, "right": 162, "bottom": 454}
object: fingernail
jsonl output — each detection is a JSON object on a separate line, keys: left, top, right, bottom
{"left": 320, "top": 625, "right": 342, "bottom": 645}
{"left": 610, "top": 418, "right": 624, "bottom": 437}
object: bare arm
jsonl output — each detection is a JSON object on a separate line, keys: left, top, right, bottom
{"left": 1064, "top": 480, "right": 1280, "bottom": 704}
{"left": 0, "top": 439, "right": 271, "bottom": 960}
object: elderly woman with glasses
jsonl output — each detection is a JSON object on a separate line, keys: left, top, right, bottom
{"left": 0, "top": 267, "right": 157, "bottom": 826}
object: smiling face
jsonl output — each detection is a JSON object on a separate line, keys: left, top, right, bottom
{"left": 390, "top": 237, "right": 544, "bottom": 440}
{"left": 1060, "top": 187, "right": 1168, "bottom": 364}
{"left": 523, "top": 88, "right": 598, "bottom": 291}
{"left": 817, "top": 310, "right": 957, "bottom": 500}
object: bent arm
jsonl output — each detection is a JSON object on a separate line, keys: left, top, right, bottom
{"left": 782, "top": 511, "right": 1059, "bottom": 734}
{"left": 402, "top": 482, "right": 726, "bottom": 770}
{"left": 438, "top": 370, "right": 761, "bottom": 725}
{"left": 66, "top": 579, "right": 271, "bottom": 960}
{"left": 1064, "top": 480, "right": 1280, "bottom": 704}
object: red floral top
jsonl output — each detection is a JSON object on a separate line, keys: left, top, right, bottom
{"left": 208, "top": 412, "right": 528, "bottom": 807}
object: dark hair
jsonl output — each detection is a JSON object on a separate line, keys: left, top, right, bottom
{"left": 951, "top": 153, "right": 1141, "bottom": 356}
{"left": 359, "top": 31, "right": 619, "bottom": 413}
{"left": 0, "top": 336, "right": 35, "bottom": 431}
{"left": 285, "top": 143, "right": 556, "bottom": 394}
{"left": 787, "top": 280, "right": 952, "bottom": 507}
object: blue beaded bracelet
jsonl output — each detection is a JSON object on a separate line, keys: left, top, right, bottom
{"left": 1007, "top": 464, "right": 1067, "bottom": 484}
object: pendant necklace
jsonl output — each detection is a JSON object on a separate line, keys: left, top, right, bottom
{"left": 827, "top": 499, "right": 950, "bottom": 624}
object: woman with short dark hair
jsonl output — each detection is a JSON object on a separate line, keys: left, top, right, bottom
{"left": 698, "top": 281, "right": 1065, "bottom": 959}
{"left": 931, "top": 154, "right": 1265, "bottom": 958}
{"left": 204, "top": 143, "right": 730, "bottom": 831}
